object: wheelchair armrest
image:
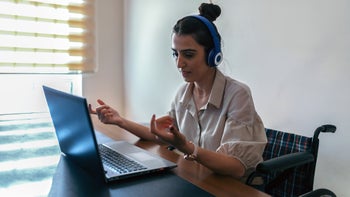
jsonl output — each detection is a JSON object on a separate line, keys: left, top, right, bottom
{"left": 313, "top": 124, "right": 336, "bottom": 139}
{"left": 299, "top": 188, "right": 336, "bottom": 197}
{"left": 257, "top": 151, "right": 314, "bottom": 173}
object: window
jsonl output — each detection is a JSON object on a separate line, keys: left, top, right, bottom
{"left": 0, "top": 0, "right": 96, "bottom": 73}
{"left": 0, "top": 0, "right": 94, "bottom": 195}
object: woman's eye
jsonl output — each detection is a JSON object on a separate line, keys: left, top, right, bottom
{"left": 172, "top": 52, "right": 178, "bottom": 58}
{"left": 183, "top": 53, "right": 194, "bottom": 58}
{"left": 172, "top": 51, "right": 195, "bottom": 59}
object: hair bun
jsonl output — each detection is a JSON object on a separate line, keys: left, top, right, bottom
{"left": 198, "top": 3, "right": 221, "bottom": 22}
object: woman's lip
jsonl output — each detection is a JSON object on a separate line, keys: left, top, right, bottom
{"left": 181, "top": 71, "right": 190, "bottom": 77}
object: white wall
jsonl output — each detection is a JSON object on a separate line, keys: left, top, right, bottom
{"left": 219, "top": 1, "right": 350, "bottom": 196}
{"left": 83, "top": 0, "right": 125, "bottom": 116}
{"left": 85, "top": 0, "right": 350, "bottom": 195}
{"left": 123, "top": 1, "right": 199, "bottom": 121}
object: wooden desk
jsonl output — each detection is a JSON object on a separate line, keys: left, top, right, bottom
{"left": 92, "top": 117, "right": 270, "bottom": 197}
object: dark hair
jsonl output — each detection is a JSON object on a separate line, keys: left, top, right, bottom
{"left": 172, "top": 3, "right": 222, "bottom": 55}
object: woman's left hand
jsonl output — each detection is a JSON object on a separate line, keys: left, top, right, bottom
{"left": 150, "top": 114, "right": 187, "bottom": 150}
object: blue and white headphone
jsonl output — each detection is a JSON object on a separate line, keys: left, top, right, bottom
{"left": 191, "top": 15, "right": 223, "bottom": 67}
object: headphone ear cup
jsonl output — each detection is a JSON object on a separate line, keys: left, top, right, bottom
{"left": 208, "top": 49, "right": 223, "bottom": 67}
{"left": 207, "top": 49, "right": 216, "bottom": 67}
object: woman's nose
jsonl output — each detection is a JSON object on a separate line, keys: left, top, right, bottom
{"left": 176, "top": 55, "right": 184, "bottom": 69}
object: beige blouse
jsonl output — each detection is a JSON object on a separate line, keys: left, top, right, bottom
{"left": 169, "top": 69, "right": 267, "bottom": 178}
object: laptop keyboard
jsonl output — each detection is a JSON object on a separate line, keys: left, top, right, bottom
{"left": 98, "top": 144, "right": 147, "bottom": 174}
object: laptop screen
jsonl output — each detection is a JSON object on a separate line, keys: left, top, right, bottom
{"left": 43, "top": 86, "right": 106, "bottom": 182}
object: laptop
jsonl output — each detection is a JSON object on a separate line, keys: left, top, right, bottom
{"left": 42, "top": 85, "right": 177, "bottom": 183}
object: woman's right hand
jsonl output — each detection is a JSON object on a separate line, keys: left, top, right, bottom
{"left": 88, "top": 99, "right": 122, "bottom": 126}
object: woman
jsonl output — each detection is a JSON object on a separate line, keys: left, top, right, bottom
{"left": 90, "top": 3, "right": 267, "bottom": 181}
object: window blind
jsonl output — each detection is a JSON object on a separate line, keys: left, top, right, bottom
{"left": 0, "top": 0, "right": 96, "bottom": 73}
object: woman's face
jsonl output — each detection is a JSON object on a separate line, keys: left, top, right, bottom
{"left": 171, "top": 34, "right": 212, "bottom": 83}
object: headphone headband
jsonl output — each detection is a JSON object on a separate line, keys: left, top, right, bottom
{"left": 191, "top": 15, "right": 223, "bottom": 67}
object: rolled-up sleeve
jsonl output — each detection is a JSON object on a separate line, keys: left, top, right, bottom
{"left": 216, "top": 120, "right": 267, "bottom": 171}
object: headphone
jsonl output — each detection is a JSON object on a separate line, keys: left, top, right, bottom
{"left": 191, "top": 15, "right": 223, "bottom": 67}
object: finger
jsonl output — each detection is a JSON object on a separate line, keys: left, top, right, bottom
{"left": 156, "top": 116, "right": 173, "bottom": 127}
{"left": 97, "top": 99, "right": 105, "bottom": 105}
{"left": 160, "top": 116, "right": 173, "bottom": 123}
{"left": 95, "top": 105, "right": 109, "bottom": 114}
{"left": 100, "top": 109, "right": 111, "bottom": 121}
{"left": 104, "top": 109, "right": 114, "bottom": 118}
{"left": 169, "top": 125, "right": 181, "bottom": 137}
{"left": 156, "top": 115, "right": 172, "bottom": 123}
{"left": 151, "top": 115, "right": 166, "bottom": 137}
{"left": 88, "top": 104, "right": 97, "bottom": 114}
{"left": 96, "top": 106, "right": 109, "bottom": 120}
{"left": 150, "top": 114, "right": 157, "bottom": 134}
{"left": 99, "top": 108, "right": 109, "bottom": 120}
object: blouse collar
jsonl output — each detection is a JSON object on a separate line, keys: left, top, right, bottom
{"left": 180, "top": 69, "right": 226, "bottom": 109}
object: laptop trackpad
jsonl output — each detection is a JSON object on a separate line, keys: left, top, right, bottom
{"left": 104, "top": 141, "right": 162, "bottom": 162}
{"left": 129, "top": 152, "right": 154, "bottom": 161}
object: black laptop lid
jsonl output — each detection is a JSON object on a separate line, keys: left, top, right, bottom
{"left": 43, "top": 86, "right": 106, "bottom": 182}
